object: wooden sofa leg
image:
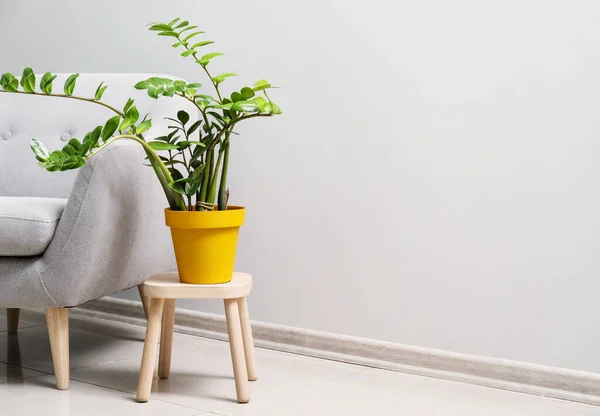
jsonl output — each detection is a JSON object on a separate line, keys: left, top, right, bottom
{"left": 7, "top": 308, "right": 20, "bottom": 334}
{"left": 46, "top": 307, "right": 69, "bottom": 390}
{"left": 138, "top": 285, "right": 150, "bottom": 319}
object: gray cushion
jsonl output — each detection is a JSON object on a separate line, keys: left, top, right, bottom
{"left": 0, "top": 197, "right": 67, "bottom": 256}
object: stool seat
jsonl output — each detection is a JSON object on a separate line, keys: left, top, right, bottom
{"left": 144, "top": 272, "right": 252, "bottom": 299}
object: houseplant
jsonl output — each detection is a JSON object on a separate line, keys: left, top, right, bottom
{"left": 0, "top": 17, "right": 281, "bottom": 284}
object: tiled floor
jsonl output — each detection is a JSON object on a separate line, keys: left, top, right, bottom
{"left": 0, "top": 311, "right": 599, "bottom": 416}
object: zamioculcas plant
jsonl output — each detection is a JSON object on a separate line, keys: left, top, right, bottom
{"left": 0, "top": 17, "right": 281, "bottom": 212}
{"left": 0, "top": 17, "right": 281, "bottom": 284}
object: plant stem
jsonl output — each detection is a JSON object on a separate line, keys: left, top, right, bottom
{"left": 86, "top": 134, "right": 186, "bottom": 210}
{"left": 217, "top": 137, "right": 230, "bottom": 210}
{"left": 181, "top": 149, "right": 190, "bottom": 174}
{"left": 198, "top": 150, "right": 211, "bottom": 208}
{"left": 146, "top": 150, "right": 182, "bottom": 210}
{"left": 207, "top": 146, "right": 224, "bottom": 203}
{"left": 0, "top": 90, "right": 125, "bottom": 117}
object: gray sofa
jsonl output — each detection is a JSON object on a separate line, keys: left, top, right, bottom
{"left": 0, "top": 73, "right": 187, "bottom": 389}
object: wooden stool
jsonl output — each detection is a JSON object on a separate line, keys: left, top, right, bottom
{"left": 136, "top": 272, "right": 257, "bottom": 403}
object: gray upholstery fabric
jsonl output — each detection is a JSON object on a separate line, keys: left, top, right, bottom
{"left": 0, "top": 73, "right": 196, "bottom": 308}
{"left": 0, "top": 197, "right": 67, "bottom": 256}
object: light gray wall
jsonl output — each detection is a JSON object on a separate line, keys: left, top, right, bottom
{"left": 3, "top": 0, "right": 600, "bottom": 373}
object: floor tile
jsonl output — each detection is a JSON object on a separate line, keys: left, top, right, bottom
{"left": 547, "top": 402, "right": 600, "bottom": 415}
{"left": 213, "top": 370, "right": 564, "bottom": 416}
{"left": 0, "top": 361, "right": 45, "bottom": 384}
{"left": 0, "top": 317, "right": 146, "bottom": 373}
{"left": 72, "top": 331, "right": 360, "bottom": 412}
{"left": 0, "top": 375, "right": 199, "bottom": 416}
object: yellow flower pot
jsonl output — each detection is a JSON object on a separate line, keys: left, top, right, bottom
{"left": 165, "top": 206, "right": 245, "bottom": 284}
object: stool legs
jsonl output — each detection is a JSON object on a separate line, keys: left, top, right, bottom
{"left": 137, "top": 297, "right": 164, "bottom": 403}
{"left": 238, "top": 297, "right": 257, "bottom": 381}
{"left": 224, "top": 298, "right": 250, "bottom": 403}
{"left": 138, "top": 285, "right": 150, "bottom": 319}
{"left": 158, "top": 299, "right": 176, "bottom": 379}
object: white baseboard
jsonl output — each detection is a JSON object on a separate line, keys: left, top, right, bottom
{"left": 72, "top": 297, "right": 600, "bottom": 406}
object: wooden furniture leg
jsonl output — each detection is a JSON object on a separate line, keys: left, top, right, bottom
{"left": 238, "top": 297, "right": 257, "bottom": 381}
{"left": 46, "top": 307, "right": 69, "bottom": 390}
{"left": 158, "top": 299, "right": 175, "bottom": 379}
{"left": 138, "top": 285, "right": 150, "bottom": 319}
{"left": 224, "top": 298, "right": 250, "bottom": 403}
{"left": 7, "top": 308, "right": 20, "bottom": 334}
{"left": 136, "top": 297, "right": 164, "bottom": 403}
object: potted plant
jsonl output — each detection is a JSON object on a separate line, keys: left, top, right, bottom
{"left": 0, "top": 17, "right": 281, "bottom": 284}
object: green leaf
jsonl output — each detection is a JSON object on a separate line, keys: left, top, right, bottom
{"left": 84, "top": 125, "right": 103, "bottom": 148}
{"left": 148, "top": 141, "right": 179, "bottom": 151}
{"left": 178, "top": 25, "right": 198, "bottom": 34}
{"left": 136, "top": 119, "right": 152, "bottom": 134}
{"left": 240, "top": 87, "right": 255, "bottom": 99}
{"left": 181, "top": 50, "right": 196, "bottom": 57}
{"left": 120, "top": 105, "right": 139, "bottom": 132}
{"left": 194, "top": 93, "right": 217, "bottom": 102}
{"left": 212, "top": 73, "right": 237, "bottom": 85}
{"left": 30, "top": 139, "right": 49, "bottom": 161}
{"left": 230, "top": 92, "right": 244, "bottom": 102}
{"left": 62, "top": 144, "right": 76, "bottom": 156}
{"left": 253, "top": 79, "right": 272, "bottom": 92}
{"left": 187, "top": 120, "right": 202, "bottom": 135}
{"left": 198, "top": 52, "right": 224, "bottom": 66}
{"left": 40, "top": 72, "right": 57, "bottom": 94}
{"left": 0, "top": 73, "right": 18, "bottom": 92}
{"left": 168, "top": 175, "right": 203, "bottom": 197}
{"left": 101, "top": 115, "right": 121, "bottom": 141}
{"left": 271, "top": 102, "right": 282, "bottom": 114}
{"left": 149, "top": 23, "right": 172, "bottom": 31}
{"left": 183, "top": 31, "right": 205, "bottom": 42}
{"left": 190, "top": 40, "right": 214, "bottom": 49}
{"left": 174, "top": 80, "right": 187, "bottom": 92}
{"left": 187, "top": 83, "right": 202, "bottom": 89}
{"left": 62, "top": 155, "right": 85, "bottom": 170}
{"left": 64, "top": 73, "right": 79, "bottom": 96}
{"left": 172, "top": 41, "right": 189, "bottom": 48}
{"left": 79, "top": 140, "right": 91, "bottom": 157}
{"left": 167, "top": 18, "right": 180, "bottom": 26}
{"left": 231, "top": 101, "right": 260, "bottom": 113}
{"left": 123, "top": 98, "right": 134, "bottom": 114}
{"left": 94, "top": 82, "right": 107, "bottom": 100}
{"left": 175, "top": 20, "right": 189, "bottom": 29}
{"left": 169, "top": 167, "right": 184, "bottom": 182}
{"left": 20, "top": 67, "right": 35, "bottom": 93}
{"left": 168, "top": 178, "right": 189, "bottom": 196}
{"left": 158, "top": 31, "right": 179, "bottom": 37}
{"left": 179, "top": 140, "right": 205, "bottom": 147}
{"left": 135, "top": 77, "right": 177, "bottom": 99}
{"left": 177, "top": 110, "right": 190, "bottom": 125}
{"left": 67, "top": 138, "right": 82, "bottom": 153}
{"left": 134, "top": 80, "right": 150, "bottom": 89}
{"left": 213, "top": 103, "right": 234, "bottom": 110}
{"left": 260, "top": 102, "right": 272, "bottom": 113}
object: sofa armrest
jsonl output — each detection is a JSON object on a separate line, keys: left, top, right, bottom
{"left": 39, "top": 140, "right": 176, "bottom": 307}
